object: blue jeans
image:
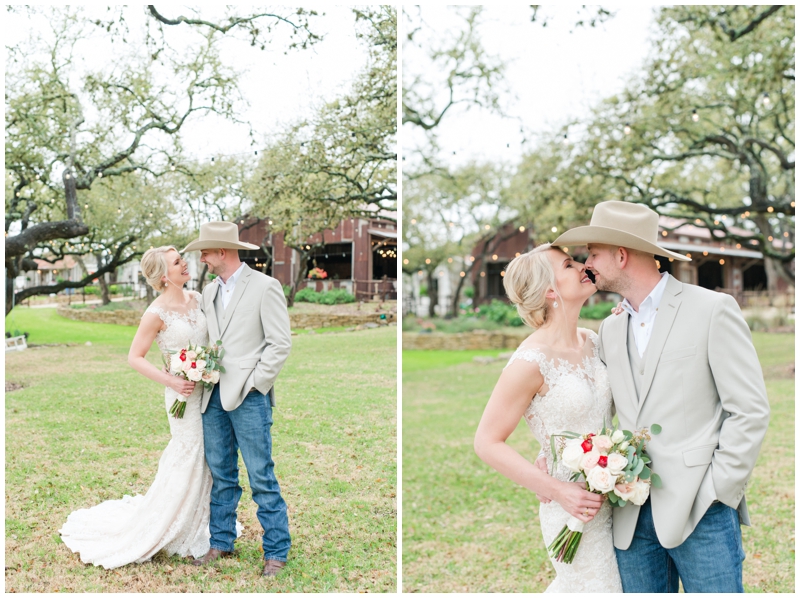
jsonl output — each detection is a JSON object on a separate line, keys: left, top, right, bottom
{"left": 202, "top": 384, "right": 291, "bottom": 561}
{"left": 615, "top": 499, "right": 745, "bottom": 592}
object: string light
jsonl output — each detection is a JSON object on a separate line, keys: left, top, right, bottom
{"left": 411, "top": 219, "right": 416, "bottom": 225}
{"left": 480, "top": 272, "right": 485, "bottom": 277}
{"left": 447, "top": 258, "right": 453, "bottom": 263}
{"left": 519, "top": 226, "right": 526, "bottom": 232}
{"left": 425, "top": 258, "right": 431, "bottom": 264}
{"left": 484, "top": 225, "right": 490, "bottom": 230}
{"left": 661, "top": 231, "right": 668, "bottom": 236}
{"left": 783, "top": 232, "right": 789, "bottom": 237}
{"left": 692, "top": 109, "right": 699, "bottom": 122}
{"left": 551, "top": 226, "right": 558, "bottom": 233}
{"left": 98, "top": 172, "right": 103, "bottom": 178}
{"left": 762, "top": 92, "right": 770, "bottom": 106}
{"left": 624, "top": 123, "right": 632, "bottom": 135}
{"left": 403, "top": 259, "right": 409, "bottom": 265}
{"left": 562, "top": 134, "right": 568, "bottom": 145}
{"left": 459, "top": 271, "right": 465, "bottom": 277}
{"left": 703, "top": 251, "right": 708, "bottom": 256}
{"left": 492, "top": 254, "right": 498, "bottom": 260}
{"left": 515, "top": 252, "right": 520, "bottom": 257}
{"left": 719, "top": 258, "right": 725, "bottom": 265}
{"left": 767, "top": 206, "right": 774, "bottom": 212}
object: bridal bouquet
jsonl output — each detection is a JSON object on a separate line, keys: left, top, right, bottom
{"left": 547, "top": 422, "right": 662, "bottom": 564}
{"left": 165, "top": 341, "right": 225, "bottom": 418}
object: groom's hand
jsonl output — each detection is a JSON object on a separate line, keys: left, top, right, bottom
{"left": 534, "top": 455, "right": 552, "bottom": 504}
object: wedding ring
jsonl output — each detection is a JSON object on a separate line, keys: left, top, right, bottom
{"left": 584, "top": 509, "right": 589, "bottom": 516}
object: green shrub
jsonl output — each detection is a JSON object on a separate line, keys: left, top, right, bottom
{"left": 477, "top": 300, "right": 524, "bottom": 327}
{"left": 295, "top": 288, "right": 322, "bottom": 303}
{"left": 282, "top": 284, "right": 292, "bottom": 297}
{"left": 320, "top": 289, "right": 355, "bottom": 305}
{"left": 295, "top": 288, "right": 356, "bottom": 305}
{"left": 108, "top": 284, "right": 119, "bottom": 295}
{"left": 463, "top": 287, "right": 475, "bottom": 299}
{"left": 579, "top": 301, "right": 617, "bottom": 320}
{"left": 83, "top": 286, "right": 100, "bottom": 296}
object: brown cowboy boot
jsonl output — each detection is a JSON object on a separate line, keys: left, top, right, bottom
{"left": 191, "top": 548, "right": 232, "bottom": 567}
{"left": 262, "top": 559, "right": 286, "bottom": 577}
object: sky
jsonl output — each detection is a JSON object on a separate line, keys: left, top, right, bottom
{"left": 402, "top": 5, "right": 658, "bottom": 167}
{"left": 5, "top": 5, "right": 369, "bottom": 163}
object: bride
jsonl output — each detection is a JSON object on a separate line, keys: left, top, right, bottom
{"left": 474, "top": 243, "right": 622, "bottom": 592}
{"left": 60, "top": 246, "right": 213, "bottom": 568}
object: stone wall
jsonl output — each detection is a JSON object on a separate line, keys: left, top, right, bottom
{"left": 57, "top": 306, "right": 144, "bottom": 326}
{"left": 57, "top": 305, "right": 395, "bottom": 330}
{"left": 402, "top": 320, "right": 601, "bottom": 350}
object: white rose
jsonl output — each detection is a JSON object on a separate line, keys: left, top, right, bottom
{"left": 593, "top": 435, "right": 613, "bottom": 454}
{"left": 194, "top": 359, "right": 207, "bottom": 372}
{"left": 186, "top": 368, "right": 203, "bottom": 382}
{"left": 580, "top": 448, "right": 601, "bottom": 472}
{"left": 561, "top": 439, "right": 585, "bottom": 472}
{"left": 614, "top": 482, "right": 636, "bottom": 502}
{"left": 619, "top": 441, "right": 629, "bottom": 452}
{"left": 170, "top": 354, "right": 183, "bottom": 373}
{"left": 611, "top": 430, "right": 625, "bottom": 444}
{"left": 210, "top": 370, "right": 220, "bottom": 384}
{"left": 186, "top": 350, "right": 197, "bottom": 360}
{"left": 182, "top": 360, "right": 193, "bottom": 373}
{"left": 586, "top": 466, "right": 616, "bottom": 493}
{"left": 630, "top": 480, "right": 651, "bottom": 506}
{"left": 202, "top": 372, "right": 213, "bottom": 383}
{"left": 606, "top": 453, "right": 628, "bottom": 475}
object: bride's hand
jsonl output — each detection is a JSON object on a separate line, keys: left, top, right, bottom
{"left": 554, "top": 482, "right": 604, "bottom": 523}
{"left": 168, "top": 377, "right": 196, "bottom": 397}
{"left": 611, "top": 302, "right": 624, "bottom": 315}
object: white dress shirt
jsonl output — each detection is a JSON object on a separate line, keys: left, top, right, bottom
{"left": 620, "top": 271, "right": 669, "bottom": 357}
{"left": 216, "top": 262, "right": 247, "bottom": 311}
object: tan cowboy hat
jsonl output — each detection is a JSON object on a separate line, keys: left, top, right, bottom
{"left": 181, "top": 221, "right": 259, "bottom": 252}
{"left": 553, "top": 201, "right": 691, "bottom": 262}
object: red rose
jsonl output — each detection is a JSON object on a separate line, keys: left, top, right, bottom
{"left": 180, "top": 353, "right": 186, "bottom": 361}
{"left": 587, "top": 433, "right": 596, "bottom": 438}
{"left": 581, "top": 439, "right": 593, "bottom": 453}
{"left": 191, "top": 362, "right": 196, "bottom": 368}
{"left": 598, "top": 455, "right": 608, "bottom": 468}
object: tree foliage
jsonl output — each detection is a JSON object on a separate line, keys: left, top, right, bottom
{"left": 565, "top": 5, "right": 794, "bottom": 290}
{"left": 246, "top": 7, "right": 397, "bottom": 305}
{"left": 4, "top": 5, "right": 321, "bottom": 313}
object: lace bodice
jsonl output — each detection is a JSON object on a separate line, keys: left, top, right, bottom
{"left": 504, "top": 329, "right": 621, "bottom": 592}
{"left": 145, "top": 291, "right": 208, "bottom": 356}
{"left": 505, "top": 330, "right": 613, "bottom": 481}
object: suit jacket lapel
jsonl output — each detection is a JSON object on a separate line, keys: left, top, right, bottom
{"left": 637, "top": 275, "right": 683, "bottom": 413}
{"left": 205, "top": 284, "right": 220, "bottom": 342}
{"left": 218, "top": 267, "right": 251, "bottom": 337}
{"left": 610, "top": 312, "right": 639, "bottom": 414}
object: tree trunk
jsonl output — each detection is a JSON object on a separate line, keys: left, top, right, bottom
{"left": 449, "top": 261, "right": 473, "bottom": 316}
{"left": 426, "top": 270, "right": 438, "bottom": 317}
{"left": 94, "top": 254, "right": 112, "bottom": 305}
{"left": 197, "top": 264, "right": 209, "bottom": 293}
{"left": 287, "top": 248, "right": 310, "bottom": 308}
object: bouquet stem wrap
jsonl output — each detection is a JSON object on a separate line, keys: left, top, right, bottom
{"left": 548, "top": 516, "right": 585, "bottom": 564}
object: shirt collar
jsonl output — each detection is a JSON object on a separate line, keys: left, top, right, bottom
{"left": 621, "top": 272, "right": 669, "bottom": 317}
{"left": 217, "top": 262, "right": 246, "bottom": 289}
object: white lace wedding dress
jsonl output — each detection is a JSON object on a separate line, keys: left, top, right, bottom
{"left": 59, "top": 292, "right": 213, "bottom": 569}
{"left": 505, "top": 329, "right": 622, "bottom": 592}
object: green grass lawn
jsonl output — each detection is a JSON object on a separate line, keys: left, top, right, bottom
{"left": 5, "top": 309, "right": 397, "bottom": 592}
{"left": 401, "top": 332, "right": 795, "bottom": 592}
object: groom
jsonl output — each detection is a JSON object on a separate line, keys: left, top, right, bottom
{"left": 182, "top": 221, "right": 293, "bottom": 577}
{"left": 551, "top": 201, "right": 770, "bottom": 592}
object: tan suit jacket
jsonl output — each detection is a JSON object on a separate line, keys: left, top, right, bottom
{"left": 200, "top": 267, "right": 292, "bottom": 412}
{"left": 598, "top": 275, "right": 769, "bottom": 550}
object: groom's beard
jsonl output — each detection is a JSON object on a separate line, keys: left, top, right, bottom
{"left": 590, "top": 268, "right": 627, "bottom": 295}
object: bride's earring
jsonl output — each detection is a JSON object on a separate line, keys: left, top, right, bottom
{"left": 553, "top": 301, "right": 558, "bottom": 308}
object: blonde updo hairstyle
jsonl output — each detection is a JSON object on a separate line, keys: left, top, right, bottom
{"left": 502, "top": 243, "right": 561, "bottom": 329}
{"left": 140, "top": 245, "right": 179, "bottom": 292}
